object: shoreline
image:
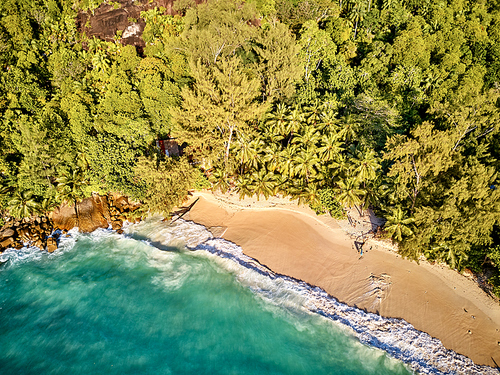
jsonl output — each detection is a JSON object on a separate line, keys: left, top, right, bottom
{"left": 183, "top": 191, "right": 500, "bottom": 368}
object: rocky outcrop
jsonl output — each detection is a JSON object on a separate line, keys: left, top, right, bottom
{"left": 50, "top": 195, "right": 112, "bottom": 232}
{"left": 0, "top": 216, "right": 56, "bottom": 253}
{"left": 76, "top": 0, "right": 205, "bottom": 51}
{"left": 0, "top": 194, "right": 143, "bottom": 254}
{"left": 107, "top": 193, "right": 142, "bottom": 232}
{"left": 51, "top": 193, "right": 141, "bottom": 234}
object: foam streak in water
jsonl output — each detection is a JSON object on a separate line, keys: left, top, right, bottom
{"left": 2, "top": 218, "right": 496, "bottom": 375}
{"left": 193, "top": 235, "right": 497, "bottom": 375}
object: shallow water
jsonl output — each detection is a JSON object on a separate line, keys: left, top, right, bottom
{"left": 0, "top": 219, "right": 493, "bottom": 374}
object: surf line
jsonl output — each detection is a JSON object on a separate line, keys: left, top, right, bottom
{"left": 192, "top": 236, "right": 496, "bottom": 375}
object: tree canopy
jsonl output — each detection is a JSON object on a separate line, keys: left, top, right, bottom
{"left": 1, "top": 0, "right": 500, "bottom": 295}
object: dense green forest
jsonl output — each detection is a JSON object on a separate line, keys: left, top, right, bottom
{"left": 1, "top": 0, "right": 500, "bottom": 293}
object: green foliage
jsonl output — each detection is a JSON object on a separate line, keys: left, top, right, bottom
{"left": 7, "top": 190, "right": 39, "bottom": 219}
{"left": 0, "top": 0, "right": 499, "bottom": 288}
{"left": 134, "top": 156, "right": 196, "bottom": 215}
{"left": 193, "top": 169, "right": 211, "bottom": 190}
{"left": 173, "top": 55, "right": 267, "bottom": 168}
{"left": 310, "top": 187, "right": 345, "bottom": 219}
{"left": 383, "top": 206, "right": 415, "bottom": 243}
{"left": 85, "top": 133, "right": 145, "bottom": 198}
{"left": 55, "top": 168, "right": 88, "bottom": 218}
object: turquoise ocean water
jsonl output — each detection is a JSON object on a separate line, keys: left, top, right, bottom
{"left": 0, "top": 219, "right": 494, "bottom": 375}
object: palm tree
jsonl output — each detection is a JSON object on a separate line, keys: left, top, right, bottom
{"left": 292, "top": 125, "right": 321, "bottom": 149}
{"left": 276, "top": 146, "right": 297, "bottom": 178}
{"left": 264, "top": 104, "right": 289, "bottom": 138}
{"left": 56, "top": 168, "right": 88, "bottom": 224}
{"left": 261, "top": 143, "right": 281, "bottom": 173}
{"left": 38, "top": 187, "right": 58, "bottom": 216}
{"left": 318, "top": 108, "right": 339, "bottom": 133}
{"left": 235, "top": 137, "right": 260, "bottom": 174}
{"left": 349, "top": 1, "right": 366, "bottom": 39}
{"left": 286, "top": 106, "right": 305, "bottom": 144}
{"left": 361, "top": 175, "right": 389, "bottom": 211}
{"left": 249, "top": 169, "right": 276, "bottom": 200}
{"left": 91, "top": 52, "right": 110, "bottom": 73}
{"left": 303, "top": 101, "right": 322, "bottom": 127}
{"left": 87, "top": 37, "right": 105, "bottom": 53}
{"left": 318, "top": 133, "right": 343, "bottom": 162}
{"left": 246, "top": 140, "right": 264, "bottom": 171}
{"left": 7, "top": 190, "right": 39, "bottom": 219}
{"left": 292, "top": 184, "right": 322, "bottom": 207}
{"left": 383, "top": 207, "right": 415, "bottom": 242}
{"left": 353, "top": 149, "right": 380, "bottom": 186}
{"left": 293, "top": 148, "right": 320, "bottom": 183}
{"left": 430, "top": 242, "right": 468, "bottom": 270}
{"left": 235, "top": 174, "right": 254, "bottom": 200}
{"left": 335, "top": 177, "right": 365, "bottom": 215}
{"left": 338, "top": 114, "right": 359, "bottom": 142}
{"left": 209, "top": 166, "right": 230, "bottom": 193}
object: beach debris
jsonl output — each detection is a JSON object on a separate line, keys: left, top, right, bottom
{"left": 171, "top": 197, "right": 200, "bottom": 224}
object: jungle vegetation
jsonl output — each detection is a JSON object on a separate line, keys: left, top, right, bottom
{"left": 0, "top": 0, "right": 499, "bottom": 294}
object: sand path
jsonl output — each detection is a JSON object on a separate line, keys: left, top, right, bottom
{"left": 184, "top": 191, "right": 500, "bottom": 367}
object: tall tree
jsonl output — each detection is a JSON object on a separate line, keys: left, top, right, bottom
{"left": 173, "top": 56, "right": 267, "bottom": 169}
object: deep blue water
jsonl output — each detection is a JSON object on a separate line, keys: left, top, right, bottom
{"left": 0, "top": 221, "right": 413, "bottom": 375}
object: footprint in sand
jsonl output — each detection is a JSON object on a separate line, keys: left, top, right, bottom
{"left": 355, "top": 273, "right": 392, "bottom": 309}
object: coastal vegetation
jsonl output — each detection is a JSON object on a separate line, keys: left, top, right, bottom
{"left": 0, "top": 0, "right": 499, "bottom": 295}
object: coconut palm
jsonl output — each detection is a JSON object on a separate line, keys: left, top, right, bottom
{"left": 276, "top": 146, "right": 297, "bottom": 178}
{"left": 430, "top": 242, "right": 468, "bottom": 270}
{"left": 349, "top": 1, "right": 366, "bottom": 39}
{"left": 303, "top": 101, "right": 322, "bottom": 127}
{"left": 384, "top": 206, "right": 415, "bottom": 242}
{"left": 361, "top": 175, "right": 389, "bottom": 211}
{"left": 235, "top": 174, "right": 254, "bottom": 200}
{"left": 338, "top": 114, "right": 359, "bottom": 142}
{"left": 37, "top": 187, "right": 58, "bottom": 215}
{"left": 292, "top": 184, "right": 321, "bottom": 207}
{"left": 56, "top": 168, "right": 88, "bottom": 223}
{"left": 7, "top": 190, "right": 39, "bottom": 219}
{"left": 335, "top": 177, "right": 365, "bottom": 214}
{"left": 235, "top": 137, "right": 260, "bottom": 173}
{"left": 209, "top": 166, "right": 230, "bottom": 193}
{"left": 286, "top": 106, "right": 305, "bottom": 143}
{"left": 318, "top": 108, "right": 339, "bottom": 133}
{"left": 247, "top": 140, "right": 264, "bottom": 171}
{"left": 264, "top": 104, "right": 289, "bottom": 138}
{"left": 249, "top": 169, "right": 276, "bottom": 200}
{"left": 293, "top": 148, "right": 320, "bottom": 183}
{"left": 292, "top": 125, "right": 321, "bottom": 149}
{"left": 261, "top": 143, "right": 281, "bottom": 172}
{"left": 318, "top": 133, "right": 343, "bottom": 162}
{"left": 353, "top": 149, "right": 380, "bottom": 186}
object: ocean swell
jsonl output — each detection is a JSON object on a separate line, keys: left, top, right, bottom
{"left": 1, "top": 218, "right": 497, "bottom": 375}
{"left": 183, "top": 224, "right": 496, "bottom": 375}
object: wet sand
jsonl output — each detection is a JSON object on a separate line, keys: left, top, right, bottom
{"left": 184, "top": 191, "right": 500, "bottom": 367}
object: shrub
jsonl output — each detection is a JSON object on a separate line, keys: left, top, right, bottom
{"left": 310, "top": 188, "right": 345, "bottom": 219}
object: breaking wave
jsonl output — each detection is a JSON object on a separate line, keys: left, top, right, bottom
{"left": 127, "top": 218, "right": 495, "bottom": 375}
{"left": 1, "top": 217, "right": 496, "bottom": 375}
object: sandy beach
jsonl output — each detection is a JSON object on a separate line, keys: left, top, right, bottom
{"left": 182, "top": 191, "right": 500, "bottom": 368}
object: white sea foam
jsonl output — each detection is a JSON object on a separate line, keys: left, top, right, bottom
{"left": 172, "top": 221, "right": 496, "bottom": 375}
{"left": 116, "top": 217, "right": 499, "bottom": 374}
{"left": 2, "top": 217, "right": 497, "bottom": 374}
